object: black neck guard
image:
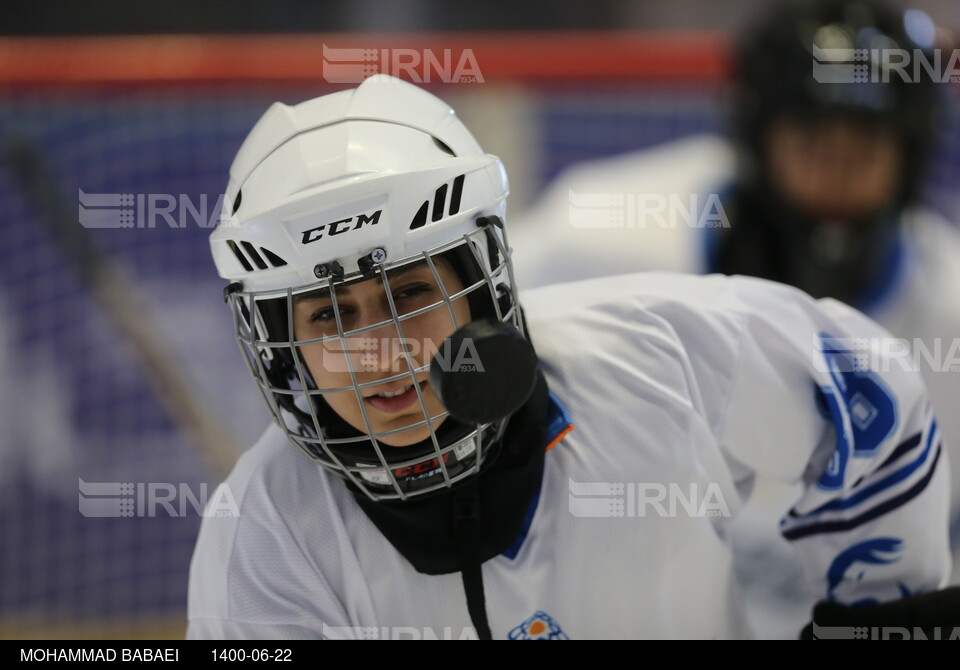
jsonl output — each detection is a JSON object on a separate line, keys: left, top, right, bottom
{"left": 714, "top": 184, "right": 901, "bottom": 308}
{"left": 350, "top": 371, "right": 550, "bottom": 575}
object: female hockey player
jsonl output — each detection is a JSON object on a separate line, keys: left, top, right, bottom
{"left": 187, "top": 75, "right": 953, "bottom": 639}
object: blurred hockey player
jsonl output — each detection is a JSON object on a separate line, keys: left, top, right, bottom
{"left": 510, "top": 0, "right": 960, "bottom": 631}
{"left": 187, "top": 75, "right": 958, "bottom": 640}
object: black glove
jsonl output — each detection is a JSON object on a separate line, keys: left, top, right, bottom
{"left": 801, "top": 586, "right": 960, "bottom": 639}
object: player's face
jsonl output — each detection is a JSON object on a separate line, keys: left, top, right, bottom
{"left": 292, "top": 257, "right": 471, "bottom": 447}
{"left": 766, "top": 115, "right": 902, "bottom": 223}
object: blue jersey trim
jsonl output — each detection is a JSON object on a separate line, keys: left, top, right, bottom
{"left": 545, "top": 390, "right": 572, "bottom": 446}
{"left": 856, "top": 231, "right": 907, "bottom": 315}
{"left": 502, "top": 471, "right": 543, "bottom": 560}
{"left": 701, "top": 182, "right": 733, "bottom": 273}
{"left": 877, "top": 432, "right": 924, "bottom": 471}
{"left": 502, "top": 391, "right": 571, "bottom": 561}
{"left": 782, "top": 444, "right": 942, "bottom": 541}
{"left": 790, "top": 421, "right": 936, "bottom": 519}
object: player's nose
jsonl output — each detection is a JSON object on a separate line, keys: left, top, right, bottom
{"left": 351, "top": 311, "right": 416, "bottom": 376}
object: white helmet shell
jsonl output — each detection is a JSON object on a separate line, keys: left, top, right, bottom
{"left": 211, "top": 75, "right": 509, "bottom": 294}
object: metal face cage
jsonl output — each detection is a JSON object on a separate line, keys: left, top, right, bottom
{"left": 225, "top": 220, "right": 522, "bottom": 501}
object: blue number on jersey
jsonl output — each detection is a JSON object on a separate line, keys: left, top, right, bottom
{"left": 815, "top": 333, "right": 899, "bottom": 491}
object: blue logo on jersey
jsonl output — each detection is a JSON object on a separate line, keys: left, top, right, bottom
{"left": 508, "top": 611, "right": 569, "bottom": 640}
{"left": 826, "top": 537, "right": 912, "bottom": 606}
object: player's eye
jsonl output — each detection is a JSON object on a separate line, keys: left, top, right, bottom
{"left": 392, "top": 283, "right": 433, "bottom": 302}
{"left": 309, "top": 305, "right": 349, "bottom": 324}
{"left": 390, "top": 283, "right": 439, "bottom": 317}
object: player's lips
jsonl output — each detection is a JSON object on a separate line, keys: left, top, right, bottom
{"left": 365, "top": 380, "right": 429, "bottom": 414}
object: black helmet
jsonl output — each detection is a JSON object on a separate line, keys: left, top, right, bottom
{"left": 716, "top": 0, "right": 943, "bottom": 306}
{"left": 734, "top": 0, "right": 939, "bottom": 205}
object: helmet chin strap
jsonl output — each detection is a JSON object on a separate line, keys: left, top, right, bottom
{"left": 452, "top": 477, "right": 493, "bottom": 640}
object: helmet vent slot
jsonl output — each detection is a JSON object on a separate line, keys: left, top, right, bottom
{"left": 227, "top": 240, "right": 254, "bottom": 272}
{"left": 410, "top": 200, "right": 429, "bottom": 230}
{"left": 260, "top": 247, "right": 288, "bottom": 267}
{"left": 432, "top": 137, "right": 455, "bottom": 156}
{"left": 432, "top": 184, "right": 448, "bottom": 222}
{"left": 448, "top": 174, "right": 464, "bottom": 216}
{"left": 241, "top": 241, "right": 269, "bottom": 270}
{"left": 409, "top": 174, "right": 467, "bottom": 230}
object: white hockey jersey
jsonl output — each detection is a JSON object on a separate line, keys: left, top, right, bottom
{"left": 509, "top": 134, "right": 960, "bottom": 533}
{"left": 188, "top": 273, "right": 950, "bottom": 639}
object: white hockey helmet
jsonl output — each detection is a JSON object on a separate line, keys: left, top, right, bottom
{"left": 210, "top": 75, "right": 520, "bottom": 501}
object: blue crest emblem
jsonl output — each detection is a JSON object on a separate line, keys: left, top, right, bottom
{"left": 508, "top": 611, "right": 569, "bottom": 640}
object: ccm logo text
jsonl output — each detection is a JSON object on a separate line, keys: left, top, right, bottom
{"left": 302, "top": 210, "right": 382, "bottom": 244}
